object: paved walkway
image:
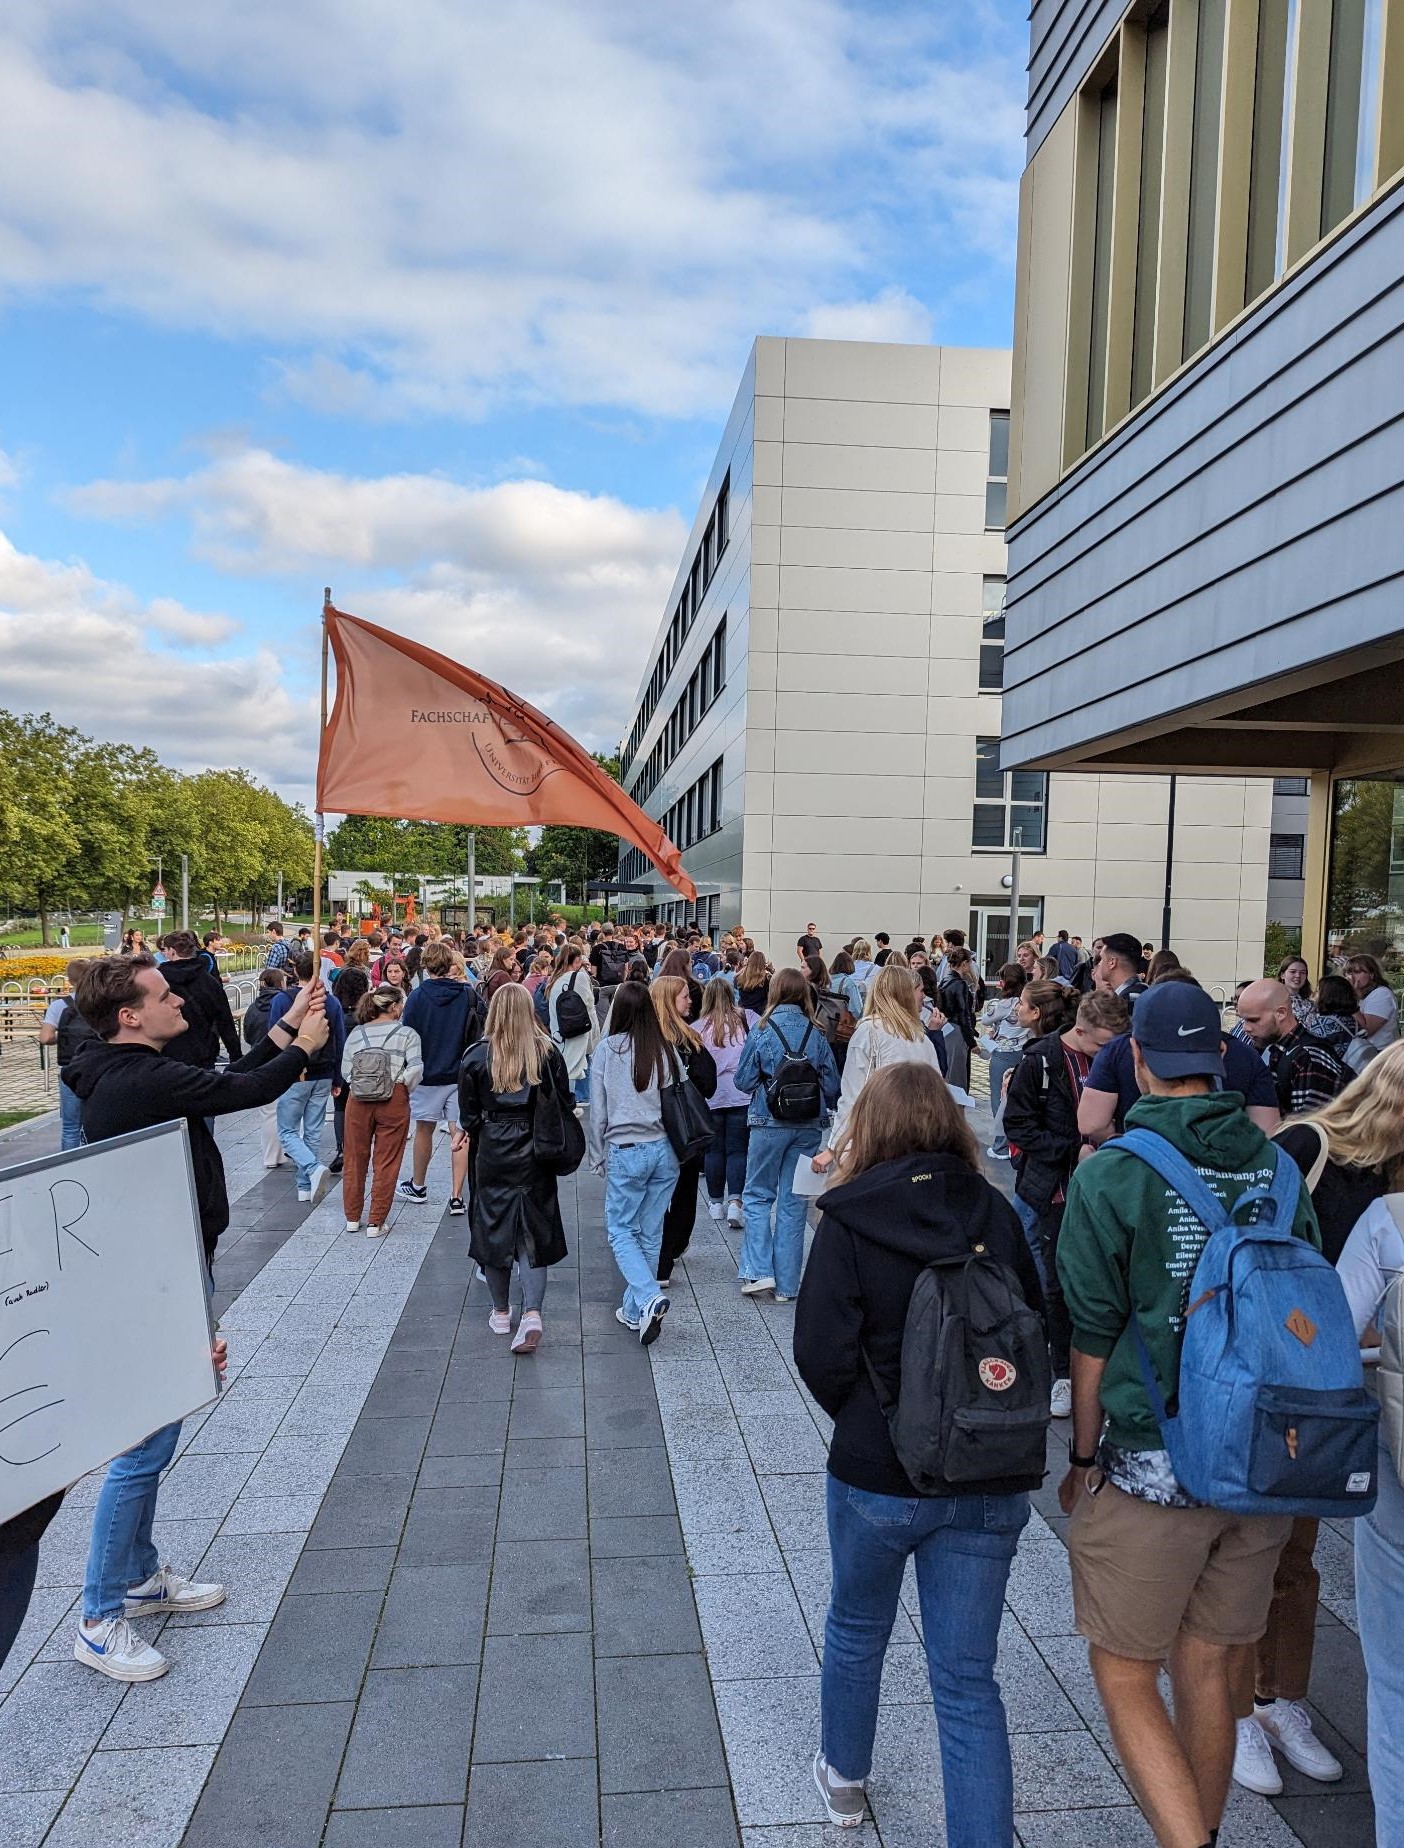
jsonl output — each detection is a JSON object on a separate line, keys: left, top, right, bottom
{"left": 0, "top": 1101, "right": 1378, "bottom": 1846}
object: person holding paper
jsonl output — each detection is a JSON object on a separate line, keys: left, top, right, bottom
{"left": 64, "top": 954, "right": 329, "bottom": 1683}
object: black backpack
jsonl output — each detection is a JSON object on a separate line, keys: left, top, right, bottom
{"left": 241, "top": 989, "right": 277, "bottom": 1050}
{"left": 864, "top": 1248, "right": 1051, "bottom": 1490}
{"left": 56, "top": 998, "right": 98, "bottom": 1067}
{"left": 596, "top": 941, "right": 630, "bottom": 987}
{"left": 762, "top": 1020, "right": 822, "bottom": 1123}
{"left": 554, "top": 971, "right": 591, "bottom": 1040}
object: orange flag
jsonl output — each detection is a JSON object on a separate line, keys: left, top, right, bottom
{"left": 316, "top": 603, "right": 696, "bottom": 902}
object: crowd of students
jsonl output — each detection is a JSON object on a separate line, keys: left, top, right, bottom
{"left": 7, "top": 907, "right": 1404, "bottom": 1848}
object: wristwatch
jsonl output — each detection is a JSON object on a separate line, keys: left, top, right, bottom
{"left": 1067, "top": 1440, "right": 1098, "bottom": 1469}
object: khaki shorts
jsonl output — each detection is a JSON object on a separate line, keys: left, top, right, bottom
{"left": 1067, "top": 1476, "right": 1291, "bottom": 1661}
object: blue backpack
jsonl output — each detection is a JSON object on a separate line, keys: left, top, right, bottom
{"left": 1117, "top": 1128, "right": 1378, "bottom": 1519}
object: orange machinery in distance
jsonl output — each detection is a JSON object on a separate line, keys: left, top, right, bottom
{"left": 357, "top": 894, "right": 420, "bottom": 936}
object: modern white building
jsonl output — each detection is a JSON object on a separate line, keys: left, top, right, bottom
{"left": 618, "top": 337, "right": 1272, "bottom": 996}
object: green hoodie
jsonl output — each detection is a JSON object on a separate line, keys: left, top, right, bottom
{"left": 1057, "top": 1091, "right": 1321, "bottom": 1452}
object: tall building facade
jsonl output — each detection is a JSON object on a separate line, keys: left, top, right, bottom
{"left": 619, "top": 336, "right": 1270, "bottom": 994}
{"left": 1004, "top": 0, "right": 1404, "bottom": 974}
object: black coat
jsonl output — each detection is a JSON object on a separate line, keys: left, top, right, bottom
{"left": 794, "top": 1150, "right": 1045, "bottom": 1498}
{"left": 65, "top": 1033, "right": 312, "bottom": 1259}
{"left": 457, "top": 1042, "right": 570, "bottom": 1271}
{"left": 160, "top": 956, "right": 242, "bottom": 1067}
{"left": 936, "top": 975, "right": 977, "bottom": 1048}
{"left": 1001, "top": 1030, "right": 1082, "bottom": 1215}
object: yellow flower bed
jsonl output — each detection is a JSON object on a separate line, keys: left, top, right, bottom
{"left": 0, "top": 955, "right": 75, "bottom": 984}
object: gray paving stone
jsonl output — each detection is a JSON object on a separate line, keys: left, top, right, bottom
{"left": 584, "top": 1390, "right": 667, "bottom": 1449}
{"left": 335, "top": 1664, "right": 476, "bottom": 1808}
{"left": 0, "top": 1585, "right": 79, "bottom": 1697}
{"left": 684, "top": 1525, "right": 785, "bottom": 1575}
{"left": 756, "top": 1474, "right": 828, "bottom": 1552}
{"left": 166, "top": 1529, "right": 306, "bottom": 1627}
{"left": 1010, "top": 1730, "right": 1127, "bottom": 1811}
{"left": 592, "top": 1552, "right": 702, "bottom": 1656}
{"left": 149, "top": 1450, "right": 261, "bottom": 1523}
{"left": 337, "top": 1411, "right": 433, "bottom": 1474}
{"left": 465, "top": 1757, "right": 600, "bottom": 1846}
{"left": 597, "top": 1652, "right": 730, "bottom": 1794}
{"left": 418, "top": 1449, "right": 504, "bottom": 1488}
{"left": 185, "top": 1381, "right": 303, "bottom": 1453}
{"left": 658, "top": 1405, "right": 750, "bottom": 1463}
{"left": 1268, "top": 1789, "right": 1375, "bottom": 1846}
{"left": 588, "top": 1445, "right": 677, "bottom": 1520}
{"left": 428, "top": 1396, "right": 510, "bottom": 1454}
{"left": 474, "top": 1632, "right": 596, "bottom": 1761}
{"left": 241, "top": 1431, "right": 347, "bottom": 1499}
{"left": 287, "top": 1544, "right": 397, "bottom": 1595}
{"left": 1003, "top": 1524, "right": 1080, "bottom": 1638}
{"left": 0, "top": 1661, "right": 125, "bottom": 1792}
{"left": 102, "top": 1622, "right": 267, "bottom": 1747}
{"left": 324, "top": 1806, "right": 466, "bottom": 1848}
{"left": 603, "top": 1784, "right": 740, "bottom": 1846}
{"left": 738, "top": 1414, "right": 830, "bottom": 1477}
{"left": 669, "top": 1457, "right": 772, "bottom": 1537}
{"left": 497, "top": 1464, "right": 588, "bottom": 1540}
{"left": 589, "top": 1512, "right": 685, "bottom": 1557}
{"left": 371, "top": 1562, "right": 489, "bottom": 1668}
{"left": 306, "top": 1471, "right": 416, "bottom": 1548}
{"left": 182, "top": 1698, "right": 355, "bottom": 1848}
{"left": 506, "top": 1387, "right": 586, "bottom": 1441}
{"left": 739, "top": 1829, "right": 833, "bottom": 1848}
{"left": 488, "top": 1537, "right": 592, "bottom": 1634}
{"left": 712, "top": 1673, "right": 823, "bottom": 1826}
{"left": 278, "top": 1382, "right": 367, "bottom": 1437}
{"left": 1013, "top": 1808, "right": 1157, "bottom": 1847}
{"left": 0, "top": 1790, "right": 66, "bottom": 1847}
{"left": 506, "top": 1435, "right": 587, "bottom": 1468}
{"left": 398, "top": 1484, "right": 500, "bottom": 1564}
{"left": 43, "top": 1743, "right": 218, "bottom": 1848}
{"left": 242, "top": 1590, "right": 382, "bottom": 1704}
{"left": 693, "top": 1572, "right": 818, "bottom": 1679}
{"left": 219, "top": 1492, "right": 323, "bottom": 1536}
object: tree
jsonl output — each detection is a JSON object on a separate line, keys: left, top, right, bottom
{"left": 324, "top": 816, "right": 526, "bottom": 880}
{"left": 0, "top": 712, "right": 82, "bottom": 943}
{"left": 1328, "top": 779, "right": 1399, "bottom": 946}
{"left": 525, "top": 754, "right": 624, "bottom": 905}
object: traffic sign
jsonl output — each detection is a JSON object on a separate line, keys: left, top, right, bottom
{"left": 151, "top": 882, "right": 167, "bottom": 915}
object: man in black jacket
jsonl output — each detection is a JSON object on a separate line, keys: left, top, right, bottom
{"left": 63, "top": 954, "right": 329, "bottom": 1685}
{"left": 157, "top": 930, "right": 242, "bottom": 1068}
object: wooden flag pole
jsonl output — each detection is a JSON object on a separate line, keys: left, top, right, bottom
{"left": 313, "top": 588, "right": 331, "bottom": 944}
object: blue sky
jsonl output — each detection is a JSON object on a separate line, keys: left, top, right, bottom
{"left": 0, "top": 0, "right": 1027, "bottom": 805}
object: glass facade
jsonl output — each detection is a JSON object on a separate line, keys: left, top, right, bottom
{"left": 1326, "top": 771, "right": 1404, "bottom": 979}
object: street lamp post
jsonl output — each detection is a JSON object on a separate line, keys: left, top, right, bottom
{"left": 1008, "top": 826, "right": 1023, "bottom": 968}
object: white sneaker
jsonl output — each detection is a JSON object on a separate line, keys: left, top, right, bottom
{"left": 344, "top": 1219, "right": 361, "bottom": 1234}
{"left": 296, "top": 1187, "right": 312, "bottom": 1203}
{"left": 813, "top": 1750, "right": 866, "bottom": 1827}
{"left": 124, "top": 1563, "right": 226, "bottom": 1617}
{"left": 365, "top": 1223, "right": 387, "bottom": 1239}
{"left": 707, "top": 1198, "right": 726, "bottom": 1222}
{"left": 1232, "top": 1715, "right": 1284, "bottom": 1795}
{"left": 75, "top": 1615, "right": 169, "bottom": 1682}
{"left": 1257, "top": 1698, "right": 1343, "bottom": 1782}
{"left": 1050, "top": 1378, "right": 1073, "bottom": 1419}
{"left": 615, "top": 1306, "right": 641, "bottom": 1331}
{"left": 489, "top": 1309, "right": 512, "bottom": 1335}
{"left": 727, "top": 1199, "right": 744, "bottom": 1227}
{"left": 307, "top": 1163, "right": 332, "bottom": 1205}
{"left": 740, "top": 1276, "right": 776, "bottom": 1295}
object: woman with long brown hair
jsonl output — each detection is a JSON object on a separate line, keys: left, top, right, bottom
{"left": 484, "top": 944, "right": 521, "bottom": 1000}
{"left": 936, "top": 945, "right": 980, "bottom": 1093}
{"left": 650, "top": 977, "right": 718, "bottom": 1286}
{"left": 794, "top": 1063, "right": 1042, "bottom": 1838}
{"left": 737, "top": 949, "right": 772, "bottom": 1017}
{"left": 733, "top": 967, "right": 840, "bottom": 1300}
{"left": 455, "top": 983, "right": 571, "bottom": 1354}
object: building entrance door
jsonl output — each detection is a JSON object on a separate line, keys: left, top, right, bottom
{"left": 970, "top": 896, "right": 1043, "bottom": 980}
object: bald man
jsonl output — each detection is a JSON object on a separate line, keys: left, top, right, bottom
{"left": 1235, "top": 978, "right": 1350, "bottom": 1116}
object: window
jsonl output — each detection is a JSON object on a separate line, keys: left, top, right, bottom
{"left": 1183, "top": 0, "right": 1228, "bottom": 360}
{"left": 715, "top": 477, "right": 729, "bottom": 556}
{"left": 1246, "top": 0, "right": 1299, "bottom": 302}
{"left": 1130, "top": 4, "right": 1170, "bottom": 409}
{"left": 985, "top": 412, "right": 1010, "bottom": 528}
{"left": 709, "top": 759, "right": 723, "bottom": 834}
{"left": 979, "top": 577, "right": 1007, "bottom": 692}
{"left": 1322, "top": 0, "right": 1387, "bottom": 237}
{"left": 1273, "top": 775, "right": 1310, "bottom": 795}
{"left": 973, "top": 738, "right": 1048, "bottom": 852}
{"left": 1087, "top": 77, "right": 1119, "bottom": 443}
{"left": 1270, "top": 832, "right": 1305, "bottom": 879}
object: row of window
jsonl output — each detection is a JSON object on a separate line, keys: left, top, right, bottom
{"left": 629, "top": 618, "right": 726, "bottom": 806}
{"left": 1076, "top": 0, "right": 1392, "bottom": 463}
{"left": 661, "top": 758, "right": 724, "bottom": 854}
{"left": 621, "top": 475, "right": 730, "bottom": 774}
{"left": 985, "top": 413, "right": 1010, "bottom": 529}
{"left": 975, "top": 738, "right": 1049, "bottom": 852}
{"left": 979, "top": 577, "right": 1008, "bottom": 690}
{"left": 1271, "top": 832, "right": 1305, "bottom": 880}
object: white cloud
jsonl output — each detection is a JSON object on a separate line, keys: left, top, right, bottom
{"left": 0, "top": 0, "right": 1023, "bottom": 419}
{"left": 0, "top": 530, "right": 310, "bottom": 786}
{"left": 802, "top": 287, "right": 934, "bottom": 345}
{"left": 65, "top": 449, "right": 688, "bottom": 757}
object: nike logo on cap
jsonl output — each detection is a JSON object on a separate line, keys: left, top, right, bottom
{"left": 1177, "top": 1025, "right": 1205, "bottom": 1037}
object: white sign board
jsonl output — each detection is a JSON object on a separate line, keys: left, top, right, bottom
{"left": 0, "top": 1121, "right": 218, "bottom": 1525}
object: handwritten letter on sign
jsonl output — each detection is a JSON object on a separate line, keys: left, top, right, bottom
{"left": 0, "top": 1121, "right": 217, "bottom": 1525}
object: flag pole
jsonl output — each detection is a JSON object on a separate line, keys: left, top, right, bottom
{"left": 313, "top": 588, "right": 330, "bottom": 947}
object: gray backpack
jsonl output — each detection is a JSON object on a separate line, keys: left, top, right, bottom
{"left": 349, "top": 1038, "right": 395, "bottom": 1102}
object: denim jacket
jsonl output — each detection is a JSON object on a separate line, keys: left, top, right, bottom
{"left": 734, "top": 1005, "right": 841, "bottom": 1130}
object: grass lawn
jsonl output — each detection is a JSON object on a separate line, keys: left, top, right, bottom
{"left": 0, "top": 1109, "right": 44, "bottom": 1130}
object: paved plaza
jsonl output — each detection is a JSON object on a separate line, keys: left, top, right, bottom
{"left": 0, "top": 1101, "right": 1377, "bottom": 1846}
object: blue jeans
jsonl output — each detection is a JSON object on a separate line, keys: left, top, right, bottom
{"left": 739, "top": 1121, "right": 821, "bottom": 1294}
{"left": 985, "top": 1050, "right": 1021, "bottom": 1157}
{"left": 572, "top": 1073, "right": 590, "bottom": 1105}
{"left": 705, "top": 1107, "right": 749, "bottom": 1201}
{"left": 276, "top": 1077, "right": 333, "bottom": 1189}
{"left": 82, "top": 1420, "right": 184, "bottom": 1621}
{"left": 1358, "top": 1441, "right": 1404, "bottom": 1847}
{"left": 604, "top": 1139, "right": 679, "bottom": 1323}
{"left": 58, "top": 1076, "right": 84, "bottom": 1152}
{"left": 823, "top": 1477, "right": 1029, "bottom": 1846}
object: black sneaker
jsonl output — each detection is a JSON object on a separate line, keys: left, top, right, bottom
{"left": 328, "top": 1155, "right": 344, "bottom": 1175}
{"left": 448, "top": 1196, "right": 466, "bottom": 1217}
{"left": 639, "top": 1295, "right": 670, "bottom": 1347}
{"left": 398, "top": 1180, "right": 429, "bottom": 1204}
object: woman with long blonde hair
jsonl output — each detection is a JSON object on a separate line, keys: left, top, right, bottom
{"left": 697, "top": 977, "right": 759, "bottom": 1228}
{"left": 811, "top": 964, "right": 950, "bottom": 1176}
{"left": 454, "top": 982, "right": 572, "bottom": 1353}
{"left": 651, "top": 976, "right": 718, "bottom": 1287}
{"left": 794, "top": 1063, "right": 1041, "bottom": 1837}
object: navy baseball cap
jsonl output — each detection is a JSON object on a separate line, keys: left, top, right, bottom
{"left": 1130, "top": 983, "right": 1226, "bottom": 1080}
